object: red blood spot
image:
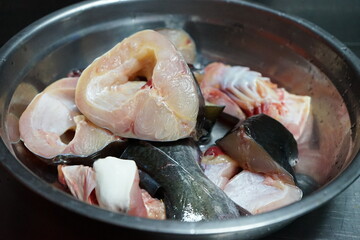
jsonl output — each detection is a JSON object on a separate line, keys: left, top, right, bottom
{"left": 208, "top": 90, "right": 221, "bottom": 99}
{"left": 261, "top": 102, "right": 270, "bottom": 114}
{"left": 141, "top": 78, "right": 153, "bottom": 89}
{"left": 252, "top": 105, "right": 261, "bottom": 116}
{"left": 67, "top": 69, "right": 83, "bottom": 77}
{"left": 204, "top": 146, "right": 225, "bottom": 157}
{"left": 250, "top": 101, "right": 285, "bottom": 118}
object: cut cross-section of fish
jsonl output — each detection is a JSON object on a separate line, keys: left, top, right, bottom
{"left": 93, "top": 157, "right": 148, "bottom": 217}
{"left": 217, "top": 114, "right": 298, "bottom": 185}
{"left": 201, "top": 146, "right": 239, "bottom": 189}
{"left": 141, "top": 189, "right": 166, "bottom": 220}
{"left": 19, "top": 77, "right": 121, "bottom": 159}
{"left": 223, "top": 170, "right": 302, "bottom": 214}
{"left": 201, "top": 86, "right": 246, "bottom": 120}
{"left": 58, "top": 160, "right": 166, "bottom": 219}
{"left": 201, "top": 62, "right": 311, "bottom": 140}
{"left": 58, "top": 165, "right": 97, "bottom": 204}
{"left": 75, "top": 30, "right": 202, "bottom": 141}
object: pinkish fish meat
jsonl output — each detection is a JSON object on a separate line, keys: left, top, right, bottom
{"left": 216, "top": 114, "right": 299, "bottom": 185}
{"left": 58, "top": 157, "right": 166, "bottom": 219}
{"left": 200, "top": 146, "right": 239, "bottom": 189}
{"left": 141, "top": 189, "right": 166, "bottom": 220}
{"left": 75, "top": 30, "right": 202, "bottom": 141}
{"left": 18, "top": 77, "right": 121, "bottom": 159}
{"left": 58, "top": 165, "right": 97, "bottom": 205}
{"left": 223, "top": 170, "right": 302, "bottom": 214}
{"left": 200, "top": 62, "right": 311, "bottom": 140}
{"left": 201, "top": 86, "right": 246, "bottom": 120}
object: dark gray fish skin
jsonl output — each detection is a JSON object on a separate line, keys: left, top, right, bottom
{"left": 120, "top": 138, "right": 244, "bottom": 221}
{"left": 217, "top": 114, "right": 298, "bottom": 184}
{"left": 198, "top": 104, "right": 225, "bottom": 145}
{"left": 244, "top": 114, "right": 298, "bottom": 177}
{"left": 138, "top": 169, "right": 163, "bottom": 198}
{"left": 52, "top": 141, "right": 128, "bottom": 166}
{"left": 193, "top": 72, "right": 206, "bottom": 142}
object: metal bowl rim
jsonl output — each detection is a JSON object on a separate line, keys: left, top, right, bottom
{"left": 1, "top": 0, "right": 360, "bottom": 235}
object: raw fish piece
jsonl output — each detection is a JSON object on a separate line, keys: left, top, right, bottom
{"left": 58, "top": 161, "right": 166, "bottom": 219}
{"left": 141, "top": 189, "right": 166, "bottom": 220}
{"left": 19, "top": 77, "right": 121, "bottom": 159}
{"left": 58, "top": 165, "right": 97, "bottom": 204}
{"left": 76, "top": 30, "right": 202, "bottom": 141}
{"left": 93, "top": 157, "right": 147, "bottom": 217}
{"left": 223, "top": 170, "right": 302, "bottom": 214}
{"left": 201, "top": 62, "right": 311, "bottom": 139}
{"left": 121, "top": 138, "right": 245, "bottom": 221}
{"left": 201, "top": 86, "right": 246, "bottom": 120}
{"left": 67, "top": 115, "right": 122, "bottom": 156}
{"left": 217, "top": 114, "right": 298, "bottom": 185}
{"left": 201, "top": 146, "right": 239, "bottom": 189}
{"left": 157, "top": 28, "right": 197, "bottom": 64}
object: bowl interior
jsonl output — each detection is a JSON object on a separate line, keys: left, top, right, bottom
{"left": 1, "top": 0, "right": 360, "bottom": 238}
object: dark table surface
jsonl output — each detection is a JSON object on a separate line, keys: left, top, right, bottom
{"left": 0, "top": 1, "right": 359, "bottom": 239}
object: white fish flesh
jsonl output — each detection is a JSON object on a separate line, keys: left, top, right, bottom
{"left": 18, "top": 77, "right": 120, "bottom": 159}
{"left": 200, "top": 146, "right": 239, "bottom": 189}
{"left": 75, "top": 30, "right": 201, "bottom": 141}
{"left": 223, "top": 170, "right": 303, "bottom": 214}
{"left": 93, "top": 157, "right": 148, "bottom": 217}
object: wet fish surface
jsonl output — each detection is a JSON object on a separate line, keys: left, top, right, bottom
{"left": 121, "top": 138, "right": 245, "bottom": 221}
{"left": 75, "top": 30, "right": 203, "bottom": 141}
{"left": 217, "top": 114, "right": 298, "bottom": 185}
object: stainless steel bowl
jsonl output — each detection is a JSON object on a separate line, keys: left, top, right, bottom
{"left": 1, "top": 0, "right": 360, "bottom": 239}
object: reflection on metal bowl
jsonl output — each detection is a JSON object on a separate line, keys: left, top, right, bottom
{"left": 0, "top": 0, "right": 360, "bottom": 239}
